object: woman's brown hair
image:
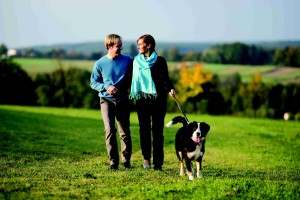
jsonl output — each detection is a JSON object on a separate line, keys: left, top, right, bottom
{"left": 137, "top": 34, "right": 156, "bottom": 51}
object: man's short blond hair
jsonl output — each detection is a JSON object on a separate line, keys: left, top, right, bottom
{"left": 105, "top": 34, "right": 122, "bottom": 49}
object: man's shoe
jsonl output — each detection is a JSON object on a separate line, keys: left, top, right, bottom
{"left": 109, "top": 164, "right": 118, "bottom": 170}
{"left": 123, "top": 162, "right": 131, "bottom": 169}
{"left": 153, "top": 165, "right": 162, "bottom": 171}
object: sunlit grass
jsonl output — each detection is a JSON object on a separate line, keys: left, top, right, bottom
{"left": 1, "top": 105, "right": 299, "bottom": 199}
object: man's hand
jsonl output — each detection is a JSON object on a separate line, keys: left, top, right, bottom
{"left": 107, "top": 85, "right": 118, "bottom": 95}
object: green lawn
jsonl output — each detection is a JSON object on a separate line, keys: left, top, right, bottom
{"left": 1, "top": 105, "right": 299, "bottom": 199}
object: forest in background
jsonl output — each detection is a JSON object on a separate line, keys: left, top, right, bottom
{"left": 1, "top": 40, "right": 300, "bottom": 120}
{"left": 2, "top": 40, "right": 300, "bottom": 67}
{"left": 1, "top": 57, "right": 299, "bottom": 120}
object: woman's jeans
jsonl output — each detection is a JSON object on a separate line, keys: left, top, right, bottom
{"left": 136, "top": 97, "right": 167, "bottom": 167}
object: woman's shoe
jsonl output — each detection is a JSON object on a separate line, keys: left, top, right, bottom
{"left": 143, "top": 160, "right": 150, "bottom": 169}
{"left": 143, "top": 164, "right": 150, "bottom": 169}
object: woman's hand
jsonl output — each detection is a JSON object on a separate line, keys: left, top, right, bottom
{"left": 169, "top": 89, "right": 175, "bottom": 97}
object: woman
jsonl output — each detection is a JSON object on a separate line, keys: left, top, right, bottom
{"left": 130, "top": 34, "right": 175, "bottom": 170}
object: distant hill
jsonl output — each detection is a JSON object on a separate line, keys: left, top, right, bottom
{"left": 18, "top": 40, "right": 300, "bottom": 55}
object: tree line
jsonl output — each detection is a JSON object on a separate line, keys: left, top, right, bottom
{"left": 1, "top": 57, "right": 299, "bottom": 120}
{"left": 0, "top": 58, "right": 98, "bottom": 108}
{"left": 1, "top": 42, "right": 300, "bottom": 67}
{"left": 169, "top": 64, "right": 300, "bottom": 120}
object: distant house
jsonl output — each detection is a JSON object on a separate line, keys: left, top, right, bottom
{"left": 7, "top": 49, "right": 17, "bottom": 57}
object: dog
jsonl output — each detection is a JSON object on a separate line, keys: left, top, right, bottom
{"left": 166, "top": 116, "right": 210, "bottom": 180}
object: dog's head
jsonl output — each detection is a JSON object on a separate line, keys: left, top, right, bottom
{"left": 187, "top": 122, "right": 210, "bottom": 143}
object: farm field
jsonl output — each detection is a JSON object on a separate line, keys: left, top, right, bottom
{"left": 0, "top": 105, "right": 299, "bottom": 199}
{"left": 203, "top": 63, "right": 300, "bottom": 83}
{"left": 14, "top": 58, "right": 95, "bottom": 75}
{"left": 14, "top": 58, "right": 300, "bottom": 83}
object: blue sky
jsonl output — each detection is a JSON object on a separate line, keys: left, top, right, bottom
{"left": 1, "top": 0, "right": 299, "bottom": 48}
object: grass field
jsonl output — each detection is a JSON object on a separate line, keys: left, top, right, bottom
{"left": 14, "top": 58, "right": 95, "bottom": 75}
{"left": 1, "top": 105, "right": 299, "bottom": 199}
{"left": 202, "top": 63, "right": 300, "bottom": 83}
{"left": 14, "top": 58, "right": 300, "bottom": 83}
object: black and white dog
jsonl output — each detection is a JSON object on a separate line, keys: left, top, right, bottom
{"left": 166, "top": 116, "right": 210, "bottom": 180}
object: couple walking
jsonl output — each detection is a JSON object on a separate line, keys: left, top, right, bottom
{"left": 90, "top": 34, "right": 175, "bottom": 171}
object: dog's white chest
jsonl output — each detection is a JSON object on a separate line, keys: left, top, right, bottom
{"left": 187, "top": 144, "right": 202, "bottom": 160}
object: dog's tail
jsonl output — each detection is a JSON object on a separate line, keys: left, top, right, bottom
{"left": 166, "top": 116, "right": 188, "bottom": 127}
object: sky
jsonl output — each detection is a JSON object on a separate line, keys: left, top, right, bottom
{"left": 0, "top": 0, "right": 299, "bottom": 48}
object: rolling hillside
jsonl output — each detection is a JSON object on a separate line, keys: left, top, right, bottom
{"left": 16, "top": 40, "right": 300, "bottom": 55}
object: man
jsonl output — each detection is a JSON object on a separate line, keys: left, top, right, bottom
{"left": 90, "top": 34, "right": 133, "bottom": 170}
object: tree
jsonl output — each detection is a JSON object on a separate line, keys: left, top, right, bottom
{"left": 223, "top": 42, "right": 250, "bottom": 64}
{"left": 167, "top": 46, "right": 180, "bottom": 61}
{"left": 181, "top": 51, "right": 198, "bottom": 61}
{"left": 201, "top": 47, "right": 223, "bottom": 63}
{"left": 35, "top": 67, "right": 97, "bottom": 108}
{"left": 247, "top": 73, "right": 265, "bottom": 116}
{"left": 206, "top": 91, "right": 226, "bottom": 115}
{"left": 66, "top": 50, "right": 85, "bottom": 60}
{"left": 156, "top": 49, "right": 167, "bottom": 58}
{"left": 0, "top": 58, "right": 36, "bottom": 105}
{"left": 129, "top": 43, "right": 138, "bottom": 57}
{"left": 0, "top": 44, "right": 8, "bottom": 56}
{"left": 88, "top": 52, "right": 102, "bottom": 60}
{"left": 283, "top": 84, "right": 300, "bottom": 116}
{"left": 273, "top": 47, "right": 300, "bottom": 67}
{"left": 268, "top": 84, "right": 284, "bottom": 118}
{"left": 176, "top": 63, "right": 213, "bottom": 107}
{"left": 248, "top": 45, "right": 269, "bottom": 65}
{"left": 285, "top": 47, "right": 299, "bottom": 67}
{"left": 218, "top": 73, "right": 243, "bottom": 114}
{"left": 19, "top": 48, "right": 42, "bottom": 58}
{"left": 273, "top": 49, "right": 285, "bottom": 65}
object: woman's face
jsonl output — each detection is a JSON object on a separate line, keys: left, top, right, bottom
{"left": 137, "top": 39, "right": 150, "bottom": 55}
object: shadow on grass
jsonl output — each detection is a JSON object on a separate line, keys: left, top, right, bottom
{"left": 0, "top": 108, "right": 143, "bottom": 163}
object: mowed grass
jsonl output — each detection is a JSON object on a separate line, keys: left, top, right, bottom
{"left": 0, "top": 105, "right": 299, "bottom": 199}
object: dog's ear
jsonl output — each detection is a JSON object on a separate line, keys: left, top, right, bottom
{"left": 201, "top": 122, "right": 210, "bottom": 135}
{"left": 187, "top": 122, "right": 197, "bottom": 131}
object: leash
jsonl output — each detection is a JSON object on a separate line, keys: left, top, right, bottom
{"left": 173, "top": 95, "right": 189, "bottom": 123}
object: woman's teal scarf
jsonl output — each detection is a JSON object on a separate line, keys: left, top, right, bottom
{"left": 129, "top": 52, "right": 158, "bottom": 100}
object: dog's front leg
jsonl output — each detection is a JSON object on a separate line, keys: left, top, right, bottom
{"left": 196, "top": 155, "right": 204, "bottom": 178}
{"left": 178, "top": 151, "right": 184, "bottom": 176}
{"left": 180, "top": 161, "right": 184, "bottom": 176}
{"left": 185, "top": 159, "right": 194, "bottom": 180}
{"left": 196, "top": 161, "right": 203, "bottom": 178}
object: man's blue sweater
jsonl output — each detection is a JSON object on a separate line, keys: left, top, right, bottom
{"left": 90, "top": 54, "right": 132, "bottom": 100}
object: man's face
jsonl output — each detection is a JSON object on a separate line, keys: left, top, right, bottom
{"left": 109, "top": 42, "right": 123, "bottom": 56}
